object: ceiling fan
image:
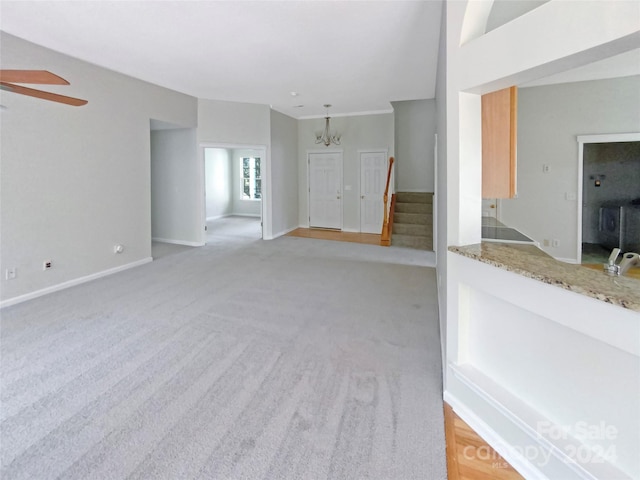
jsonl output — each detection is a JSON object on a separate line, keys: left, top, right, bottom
{"left": 0, "top": 70, "right": 88, "bottom": 106}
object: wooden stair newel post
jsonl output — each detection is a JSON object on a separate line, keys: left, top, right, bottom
{"left": 381, "top": 157, "right": 395, "bottom": 246}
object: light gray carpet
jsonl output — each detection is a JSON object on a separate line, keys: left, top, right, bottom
{"left": 1, "top": 218, "right": 446, "bottom": 479}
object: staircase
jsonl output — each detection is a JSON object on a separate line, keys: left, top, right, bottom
{"left": 391, "top": 192, "right": 433, "bottom": 250}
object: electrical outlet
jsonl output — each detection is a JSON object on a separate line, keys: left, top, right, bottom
{"left": 43, "top": 260, "right": 52, "bottom": 270}
{"left": 542, "top": 164, "right": 550, "bottom": 173}
{"left": 552, "top": 239, "right": 560, "bottom": 248}
{"left": 565, "top": 192, "right": 576, "bottom": 201}
{"left": 5, "top": 267, "right": 17, "bottom": 280}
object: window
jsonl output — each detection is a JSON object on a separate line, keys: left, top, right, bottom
{"left": 241, "top": 157, "right": 261, "bottom": 200}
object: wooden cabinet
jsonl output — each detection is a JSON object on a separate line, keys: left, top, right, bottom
{"left": 482, "top": 86, "right": 517, "bottom": 198}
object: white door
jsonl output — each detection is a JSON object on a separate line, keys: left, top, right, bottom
{"left": 360, "top": 151, "right": 387, "bottom": 233}
{"left": 309, "top": 152, "right": 342, "bottom": 229}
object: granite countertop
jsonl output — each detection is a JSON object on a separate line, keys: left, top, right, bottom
{"left": 449, "top": 242, "right": 640, "bottom": 312}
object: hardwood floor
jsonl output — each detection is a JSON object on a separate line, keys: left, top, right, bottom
{"left": 287, "top": 227, "right": 381, "bottom": 245}
{"left": 444, "top": 403, "right": 524, "bottom": 480}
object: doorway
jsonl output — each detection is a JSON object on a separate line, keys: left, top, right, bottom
{"left": 359, "top": 150, "right": 387, "bottom": 234}
{"left": 202, "top": 143, "right": 268, "bottom": 243}
{"left": 576, "top": 132, "right": 640, "bottom": 263}
{"left": 308, "top": 151, "right": 343, "bottom": 229}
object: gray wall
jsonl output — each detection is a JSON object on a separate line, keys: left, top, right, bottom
{"left": 270, "top": 110, "right": 299, "bottom": 237}
{"left": 393, "top": 99, "right": 437, "bottom": 192}
{"left": 297, "top": 113, "right": 394, "bottom": 231}
{"left": 150, "top": 128, "right": 199, "bottom": 244}
{"left": 197, "top": 99, "right": 271, "bottom": 146}
{"left": 500, "top": 75, "right": 640, "bottom": 261}
{"left": 0, "top": 33, "right": 197, "bottom": 302}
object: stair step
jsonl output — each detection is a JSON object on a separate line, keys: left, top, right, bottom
{"left": 391, "top": 234, "right": 433, "bottom": 250}
{"left": 395, "top": 202, "right": 433, "bottom": 214}
{"left": 391, "top": 192, "right": 434, "bottom": 251}
{"left": 393, "top": 223, "right": 432, "bottom": 236}
{"left": 394, "top": 212, "right": 432, "bottom": 225}
{"left": 395, "top": 192, "right": 433, "bottom": 204}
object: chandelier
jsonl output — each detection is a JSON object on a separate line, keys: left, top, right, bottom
{"left": 315, "top": 104, "right": 341, "bottom": 146}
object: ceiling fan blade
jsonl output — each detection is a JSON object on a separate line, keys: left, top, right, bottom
{"left": 0, "top": 70, "right": 70, "bottom": 85}
{"left": 0, "top": 82, "right": 88, "bottom": 106}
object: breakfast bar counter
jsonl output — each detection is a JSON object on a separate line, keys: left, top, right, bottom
{"left": 449, "top": 242, "right": 640, "bottom": 312}
{"left": 446, "top": 242, "right": 639, "bottom": 480}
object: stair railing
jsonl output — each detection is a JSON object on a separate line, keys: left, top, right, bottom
{"left": 381, "top": 157, "right": 395, "bottom": 246}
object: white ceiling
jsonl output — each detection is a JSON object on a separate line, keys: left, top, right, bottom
{"left": 0, "top": 0, "right": 443, "bottom": 119}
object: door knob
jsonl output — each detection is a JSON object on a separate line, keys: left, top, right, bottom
{"left": 361, "top": 195, "right": 365, "bottom": 199}
{"left": 337, "top": 195, "right": 341, "bottom": 199}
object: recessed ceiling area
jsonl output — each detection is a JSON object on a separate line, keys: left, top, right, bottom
{"left": 0, "top": 1, "right": 443, "bottom": 119}
{"left": 485, "top": 0, "right": 550, "bottom": 33}
{"left": 521, "top": 48, "right": 640, "bottom": 88}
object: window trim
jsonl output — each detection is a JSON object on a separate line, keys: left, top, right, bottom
{"left": 240, "top": 156, "right": 261, "bottom": 201}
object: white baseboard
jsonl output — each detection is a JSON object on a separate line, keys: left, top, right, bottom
{"left": 206, "top": 214, "right": 260, "bottom": 221}
{"left": 152, "top": 238, "right": 205, "bottom": 247}
{"left": 268, "top": 225, "right": 300, "bottom": 240}
{"left": 396, "top": 189, "right": 434, "bottom": 193}
{"left": 0, "top": 257, "right": 153, "bottom": 309}
{"left": 444, "top": 391, "right": 550, "bottom": 480}
{"left": 206, "top": 214, "right": 230, "bottom": 221}
{"left": 445, "top": 364, "right": 629, "bottom": 480}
